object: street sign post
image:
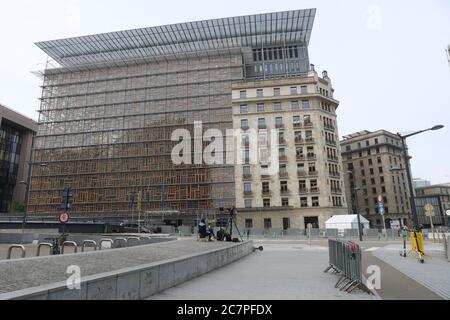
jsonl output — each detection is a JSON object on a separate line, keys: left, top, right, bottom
{"left": 59, "top": 211, "right": 70, "bottom": 235}
{"left": 377, "top": 194, "right": 387, "bottom": 236}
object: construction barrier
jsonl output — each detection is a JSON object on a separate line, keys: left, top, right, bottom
{"left": 324, "top": 239, "right": 371, "bottom": 294}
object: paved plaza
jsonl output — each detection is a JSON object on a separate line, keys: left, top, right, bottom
{"left": 148, "top": 242, "right": 377, "bottom": 300}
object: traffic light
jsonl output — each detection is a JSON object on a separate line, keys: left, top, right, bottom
{"left": 61, "top": 187, "right": 74, "bottom": 211}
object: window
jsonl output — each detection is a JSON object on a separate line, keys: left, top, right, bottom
{"left": 300, "top": 85, "right": 307, "bottom": 94}
{"left": 368, "top": 159, "right": 373, "bottom": 165}
{"left": 282, "top": 198, "right": 289, "bottom": 207}
{"left": 312, "top": 197, "right": 320, "bottom": 207}
{"left": 240, "top": 105, "right": 248, "bottom": 113}
{"left": 302, "top": 100, "right": 310, "bottom": 109}
{"left": 305, "top": 130, "right": 313, "bottom": 142}
{"left": 256, "top": 89, "right": 264, "bottom": 97}
{"left": 245, "top": 219, "right": 253, "bottom": 229}
{"left": 244, "top": 199, "right": 252, "bottom": 208}
{"left": 263, "top": 199, "right": 271, "bottom": 207}
{"left": 241, "top": 119, "right": 249, "bottom": 129}
{"left": 274, "top": 102, "right": 282, "bottom": 111}
{"left": 304, "top": 115, "right": 311, "bottom": 125}
{"left": 262, "top": 182, "right": 270, "bottom": 193}
{"left": 295, "top": 131, "right": 302, "bottom": 142}
{"left": 293, "top": 116, "right": 300, "bottom": 125}
{"left": 300, "top": 197, "right": 308, "bottom": 207}
{"left": 279, "top": 148, "right": 286, "bottom": 158}
{"left": 257, "top": 103, "right": 265, "bottom": 112}
{"left": 264, "top": 218, "right": 272, "bottom": 229}
{"left": 378, "top": 167, "right": 383, "bottom": 173}
{"left": 240, "top": 90, "right": 247, "bottom": 99}
{"left": 290, "top": 86, "right": 297, "bottom": 95}
{"left": 283, "top": 217, "right": 291, "bottom": 230}
{"left": 275, "top": 117, "right": 283, "bottom": 127}
{"left": 280, "top": 181, "right": 288, "bottom": 192}
{"left": 291, "top": 100, "right": 299, "bottom": 110}
{"left": 258, "top": 118, "right": 266, "bottom": 129}
{"left": 243, "top": 166, "right": 251, "bottom": 176}
{"left": 244, "top": 183, "right": 252, "bottom": 193}
{"left": 273, "top": 88, "right": 281, "bottom": 96}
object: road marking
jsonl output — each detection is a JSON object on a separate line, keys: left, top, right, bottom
{"left": 365, "top": 247, "right": 381, "bottom": 252}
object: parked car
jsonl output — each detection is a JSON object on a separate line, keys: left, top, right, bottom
{"left": 120, "top": 223, "right": 151, "bottom": 233}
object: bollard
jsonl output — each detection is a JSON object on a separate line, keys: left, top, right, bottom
{"left": 81, "top": 240, "right": 98, "bottom": 252}
{"left": 7, "top": 245, "right": 26, "bottom": 260}
{"left": 61, "top": 241, "right": 78, "bottom": 254}
{"left": 99, "top": 238, "right": 114, "bottom": 250}
{"left": 37, "top": 243, "right": 53, "bottom": 256}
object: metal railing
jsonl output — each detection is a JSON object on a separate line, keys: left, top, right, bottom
{"left": 37, "top": 243, "right": 53, "bottom": 256}
{"left": 7, "top": 245, "right": 26, "bottom": 260}
{"left": 81, "top": 240, "right": 98, "bottom": 252}
{"left": 61, "top": 241, "right": 78, "bottom": 254}
{"left": 99, "top": 238, "right": 114, "bottom": 250}
{"left": 324, "top": 239, "right": 371, "bottom": 294}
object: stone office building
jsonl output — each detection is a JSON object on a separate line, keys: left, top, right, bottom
{"left": 0, "top": 103, "right": 38, "bottom": 213}
{"left": 340, "top": 130, "right": 411, "bottom": 228}
{"left": 31, "top": 9, "right": 347, "bottom": 227}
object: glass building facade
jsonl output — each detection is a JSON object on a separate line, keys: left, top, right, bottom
{"left": 0, "top": 121, "right": 23, "bottom": 212}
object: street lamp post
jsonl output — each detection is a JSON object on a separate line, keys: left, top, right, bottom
{"left": 397, "top": 125, "right": 444, "bottom": 229}
{"left": 348, "top": 170, "right": 363, "bottom": 241}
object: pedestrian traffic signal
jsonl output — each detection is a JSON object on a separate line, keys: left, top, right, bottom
{"left": 61, "top": 187, "right": 74, "bottom": 211}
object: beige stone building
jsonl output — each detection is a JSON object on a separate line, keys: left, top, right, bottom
{"left": 233, "top": 66, "right": 348, "bottom": 231}
{"left": 340, "top": 130, "right": 411, "bottom": 228}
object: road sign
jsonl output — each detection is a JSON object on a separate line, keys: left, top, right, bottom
{"left": 424, "top": 203, "right": 435, "bottom": 217}
{"left": 59, "top": 211, "right": 70, "bottom": 224}
{"left": 377, "top": 194, "right": 383, "bottom": 203}
{"left": 446, "top": 210, "right": 450, "bottom": 216}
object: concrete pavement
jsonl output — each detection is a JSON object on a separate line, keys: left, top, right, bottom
{"left": 148, "top": 242, "right": 377, "bottom": 300}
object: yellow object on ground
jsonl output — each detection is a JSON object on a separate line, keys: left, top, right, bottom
{"left": 410, "top": 231, "right": 425, "bottom": 255}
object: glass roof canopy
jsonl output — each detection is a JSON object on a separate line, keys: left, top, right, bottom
{"left": 36, "top": 9, "right": 316, "bottom": 68}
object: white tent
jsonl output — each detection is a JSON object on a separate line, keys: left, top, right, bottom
{"left": 325, "top": 215, "right": 370, "bottom": 230}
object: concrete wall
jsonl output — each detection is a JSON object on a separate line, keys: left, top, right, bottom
{"left": 0, "top": 233, "right": 34, "bottom": 244}
{"left": 0, "top": 240, "right": 254, "bottom": 300}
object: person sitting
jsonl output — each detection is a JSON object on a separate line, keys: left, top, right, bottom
{"left": 198, "top": 219, "right": 212, "bottom": 241}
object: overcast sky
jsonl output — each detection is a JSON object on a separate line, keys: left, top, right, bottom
{"left": 0, "top": 0, "right": 449, "bottom": 184}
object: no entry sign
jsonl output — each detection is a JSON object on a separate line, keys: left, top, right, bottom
{"left": 59, "top": 211, "right": 70, "bottom": 224}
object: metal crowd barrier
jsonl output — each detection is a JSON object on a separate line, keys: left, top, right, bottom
{"left": 324, "top": 239, "right": 371, "bottom": 294}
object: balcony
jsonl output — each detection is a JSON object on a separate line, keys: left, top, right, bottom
{"left": 293, "top": 122, "right": 302, "bottom": 128}
{"left": 243, "top": 173, "right": 252, "bottom": 180}
{"left": 261, "top": 174, "right": 271, "bottom": 180}
{"left": 326, "top": 140, "right": 337, "bottom": 147}
{"left": 280, "top": 189, "right": 290, "bottom": 195}
{"left": 306, "top": 154, "right": 316, "bottom": 161}
{"left": 304, "top": 122, "right": 313, "bottom": 128}
{"left": 308, "top": 171, "right": 318, "bottom": 176}
{"left": 279, "top": 171, "right": 288, "bottom": 178}
{"left": 275, "top": 123, "right": 285, "bottom": 129}
{"left": 297, "top": 171, "right": 307, "bottom": 177}
{"left": 305, "top": 138, "right": 315, "bottom": 144}
{"left": 258, "top": 124, "right": 267, "bottom": 130}
{"left": 278, "top": 138, "right": 286, "bottom": 145}
{"left": 295, "top": 138, "right": 304, "bottom": 145}
{"left": 331, "top": 188, "right": 342, "bottom": 194}
{"left": 279, "top": 155, "right": 287, "bottom": 162}
{"left": 261, "top": 190, "right": 271, "bottom": 197}
{"left": 329, "top": 171, "right": 341, "bottom": 178}
{"left": 244, "top": 191, "right": 253, "bottom": 196}
{"left": 299, "top": 188, "right": 309, "bottom": 194}
{"left": 324, "top": 124, "right": 335, "bottom": 132}
{"left": 296, "top": 154, "right": 305, "bottom": 161}
{"left": 327, "top": 156, "right": 339, "bottom": 162}
{"left": 241, "top": 125, "right": 249, "bottom": 131}
{"left": 310, "top": 187, "right": 320, "bottom": 193}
